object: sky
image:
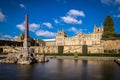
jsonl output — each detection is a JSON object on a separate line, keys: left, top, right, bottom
{"left": 0, "top": 0, "right": 120, "bottom": 40}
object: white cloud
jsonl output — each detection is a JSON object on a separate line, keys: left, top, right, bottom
{"left": 54, "top": 19, "right": 59, "bottom": 24}
{"left": 43, "top": 22, "right": 53, "bottom": 28}
{"left": 68, "top": 9, "right": 85, "bottom": 17}
{"left": 101, "top": 0, "right": 114, "bottom": 5}
{"left": 13, "top": 36, "right": 18, "bottom": 40}
{"left": 61, "top": 9, "right": 84, "bottom": 24}
{"left": 68, "top": 27, "right": 85, "bottom": 34}
{"left": 68, "top": 27, "right": 78, "bottom": 33}
{"left": 42, "top": 38, "right": 55, "bottom": 41}
{"left": 113, "top": 14, "right": 120, "bottom": 17}
{"left": 36, "top": 30, "right": 56, "bottom": 38}
{"left": 101, "top": 0, "right": 120, "bottom": 5}
{"left": 115, "top": 0, "right": 120, "bottom": 4}
{"left": 0, "top": 35, "right": 12, "bottom": 40}
{"left": 0, "top": 34, "right": 17, "bottom": 40}
{"left": 16, "top": 21, "right": 40, "bottom": 32}
{"left": 0, "top": 11, "right": 5, "bottom": 22}
{"left": 61, "top": 16, "right": 82, "bottom": 24}
{"left": 20, "top": 4, "right": 26, "bottom": 9}
{"left": 16, "top": 22, "right": 25, "bottom": 31}
{"left": 29, "top": 23, "right": 40, "bottom": 32}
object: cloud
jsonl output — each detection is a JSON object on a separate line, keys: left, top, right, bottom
{"left": 42, "top": 38, "right": 55, "bottom": 41}
{"left": 115, "top": 0, "right": 120, "bottom": 4}
{"left": 16, "top": 22, "right": 25, "bottom": 31}
{"left": 0, "top": 34, "right": 17, "bottom": 40}
{"left": 13, "top": 36, "right": 18, "bottom": 40}
{"left": 68, "top": 27, "right": 86, "bottom": 34}
{"left": 20, "top": 4, "right": 26, "bottom": 9}
{"left": 16, "top": 21, "right": 40, "bottom": 32}
{"left": 113, "top": 14, "right": 120, "bottom": 18}
{"left": 61, "top": 9, "right": 84, "bottom": 24}
{"left": 0, "top": 11, "right": 5, "bottom": 22}
{"left": 43, "top": 22, "right": 53, "bottom": 28}
{"left": 68, "top": 27, "right": 78, "bottom": 33}
{"left": 0, "top": 35, "right": 12, "bottom": 40}
{"left": 68, "top": 9, "right": 85, "bottom": 17}
{"left": 101, "top": 0, "right": 120, "bottom": 5}
{"left": 101, "top": 0, "right": 113, "bottom": 5}
{"left": 54, "top": 19, "right": 59, "bottom": 24}
{"left": 29, "top": 23, "right": 40, "bottom": 32}
{"left": 36, "top": 30, "right": 56, "bottom": 38}
{"left": 61, "top": 16, "right": 82, "bottom": 24}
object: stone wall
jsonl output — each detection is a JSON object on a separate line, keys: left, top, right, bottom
{"left": 101, "top": 40, "right": 120, "bottom": 53}
{"left": 1, "top": 46, "right": 58, "bottom": 54}
{"left": 64, "top": 45, "right": 82, "bottom": 53}
{"left": 31, "top": 46, "right": 58, "bottom": 53}
{"left": 88, "top": 45, "right": 104, "bottom": 53}
{"left": 1, "top": 40, "right": 120, "bottom": 54}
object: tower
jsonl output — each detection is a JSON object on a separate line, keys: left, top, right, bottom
{"left": 56, "top": 30, "right": 66, "bottom": 46}
{"left": 94, "top": 25, "right": 103, "bottom": 33}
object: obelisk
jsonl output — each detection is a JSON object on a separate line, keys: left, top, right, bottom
{"left": 23, "top": 14, "right": 30, "bottom": 56}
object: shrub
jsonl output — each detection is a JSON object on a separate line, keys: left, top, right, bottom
{"left": 74, "top": 52, "right": 78, "bottom": 58}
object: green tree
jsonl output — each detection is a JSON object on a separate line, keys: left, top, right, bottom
{"left": 58, "top": 46, "right": 64, "bottom": 54}
{"left": 29, "top": 38, "right": 36, "bottom": 46}
{"left": 102, "top": 16, "right": 116, "bottom": 39}
{"left": 74, "top": 52, "right": 78, "bottom": 58}
{"left": 82, "top": 45, "right": 88, "bottom": 55}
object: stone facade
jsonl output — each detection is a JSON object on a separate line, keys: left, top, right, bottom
{"left": 55, "top": 25, "right": 103, "bottom": 46}
{"left": 17, "top": 33, "right": 24, "bottom": 42}
{"left": 45, "top": 25, "right": 105, "bottom": 53}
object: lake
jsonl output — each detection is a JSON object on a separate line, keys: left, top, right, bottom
{"left": 0, "top": 58, "right": 120, "bottom": 80}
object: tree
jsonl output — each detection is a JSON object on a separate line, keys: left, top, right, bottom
{"left": 102, "top": 16, "right": 116, "bottom": 39}
{"left": 74, "top": 52, "right": 78, "bottom": 58}
{"left": 82, "top": 45, "right": 88, "bottom": 55}
{"left": 58, "top": 46, "right": 64, "bottom": 54}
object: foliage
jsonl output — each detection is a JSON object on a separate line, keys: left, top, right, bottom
{"left": 0, "top": 40, "right": 23, "bottom": 46}
{"left": 82, "top": 45, "right": 88, "bottom": 55}
{"left": 74, "top": 52, "right": 78, "bottom": 58}
{"left": 104, "top": 49, "right": 120, "bottom": 54}
{"left": 102, "top": 16, "right": 116, "bottom": 40}
{"left": 58, "top": 46, "right": 64, "bottom": 54}
{"left": 29, "top": 38, "right": 36, "bottom": 46}
{"left": 0, "top": 48, "right": 3, "bottom": 53}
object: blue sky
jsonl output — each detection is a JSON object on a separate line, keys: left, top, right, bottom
{"left": 0, "top": 0, "right": 120, "bottom": 40}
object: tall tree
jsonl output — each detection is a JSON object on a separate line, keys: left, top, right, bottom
{"left": 102, "top": 16, "right": 115, "bottom": 39}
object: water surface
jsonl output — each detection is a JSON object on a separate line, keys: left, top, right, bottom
{"left": 0, "top": 59, "right": 120, "bottom": 80}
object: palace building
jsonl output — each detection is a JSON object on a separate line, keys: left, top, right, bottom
{"left": 44, "top": 25, "right": 105, "bottom": 53}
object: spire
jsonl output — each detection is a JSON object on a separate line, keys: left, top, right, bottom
{"left": 25, "top": 14, "right": 29, "bottom": 38}
{"left": 23, "top": 14, "right": 30, "bottom": 48}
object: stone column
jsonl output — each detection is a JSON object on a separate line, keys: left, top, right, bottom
{"left": 25, "top": 14, "right": 29, "bottom": 39}
{"left": 23, "top": 14, "right": 30, "bottom": 56}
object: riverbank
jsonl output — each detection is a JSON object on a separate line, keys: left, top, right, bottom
{"left": 46, "top": 56, "right": 120, "bottom": 60}
{"left": 1, "top": 55, "right": 120, "bottom": 60}
{"left": 114, "top": 59, "right": 120, "bottom": 65}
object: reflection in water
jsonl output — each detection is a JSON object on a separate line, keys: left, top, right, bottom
{"left": 0, "top": 59, "right": 120, "bottom": 80}
{"left": 82, "top": 60, "right": 88, "bottom": 80}
{"left": 16, "top": 65, "right": 35, "bottom": 80}
{"left": 102, "top": 61, "right": 115, "bottom": 80}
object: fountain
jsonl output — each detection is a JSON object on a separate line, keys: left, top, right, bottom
{"left": 0, "top": 14, "right": 48, "bottom": 64}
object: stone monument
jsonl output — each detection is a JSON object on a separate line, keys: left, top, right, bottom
{"left": 17, "top": 14, "right": 37, "bottom": 64}
{"left": 0, "top": 14, "right": 49, "bottom": 64}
